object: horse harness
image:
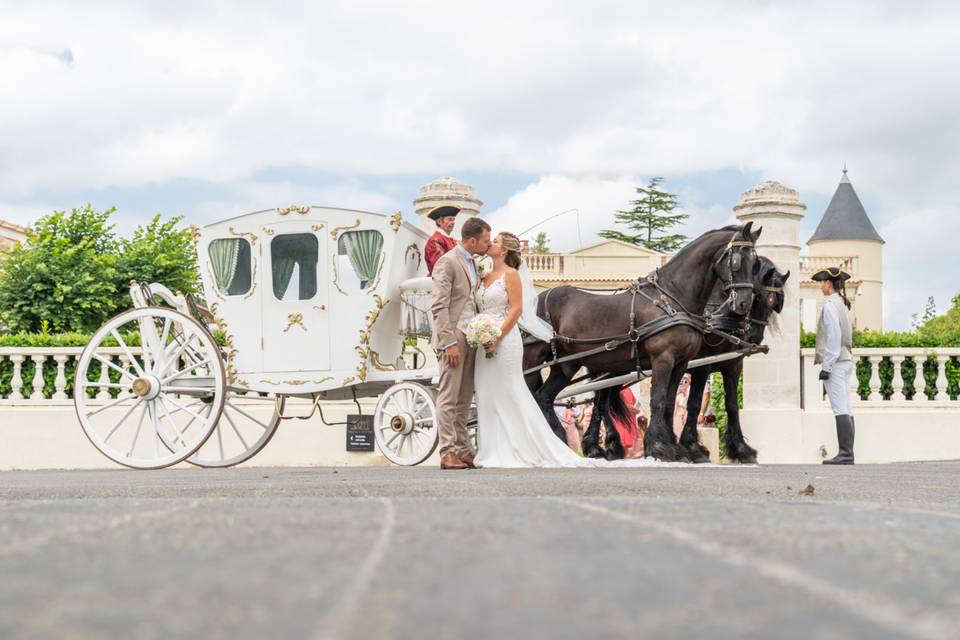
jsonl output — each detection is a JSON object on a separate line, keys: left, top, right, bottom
{"left": 523, "top": 237, "right": 761, "bottom": 377}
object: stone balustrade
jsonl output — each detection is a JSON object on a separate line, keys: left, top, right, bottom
{"left": 799, "top": 255, "right": 858, "bottom": 278}
{"left": 0, "top": 346, "right": 139, "bottom": 404}
{"left": 801, "top": 347, "right": 960, "bottom": 409}
{"left": 522, "top": 252, "right": 565, "bottom": 275}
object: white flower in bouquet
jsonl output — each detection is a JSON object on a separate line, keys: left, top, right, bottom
{"left": 475, "top": 255, "right": 493, "bottom": 278}
{"left": 464, "top": 313, "right": 502, "bottom": 359}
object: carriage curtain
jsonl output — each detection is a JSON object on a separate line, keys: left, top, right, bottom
{"left": 209, "top": 239, "right": 241, "bottom": 294}
{"left": 341, "top": 231, "right": 383, "bottom": 288}
{"left": 272, "top": 252, "right": 297, "bottom": 300}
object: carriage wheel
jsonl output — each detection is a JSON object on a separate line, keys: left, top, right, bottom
{"left": 74, "top": 307, "right": 226, "bottom": 470}
{"left": 182, "top": 392, "right": 284, "bottom": 467}
{"left": 373, "top": 382, "right": 439, "bottom": 466}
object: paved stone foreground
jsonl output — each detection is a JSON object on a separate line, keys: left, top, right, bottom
{"left": 2, "top": 463, "right": 959, "bottom": 640}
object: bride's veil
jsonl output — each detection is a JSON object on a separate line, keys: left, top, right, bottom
{"left": 517, "top": 261, "right": 555, "bottom": 342}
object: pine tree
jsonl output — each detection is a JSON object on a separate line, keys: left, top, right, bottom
{"left": 533, "top": 232, "right": 550, "bottom": 254}
{"left": 599, "top": 177, "right": 689, "bottom": 252}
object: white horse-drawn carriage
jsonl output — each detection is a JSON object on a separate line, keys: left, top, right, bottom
{"left": 74, "top": 206, "right": 450, "bottom": 469}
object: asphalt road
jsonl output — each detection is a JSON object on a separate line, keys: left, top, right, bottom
{"left": 2, "top": 463, "right": 959, "bottom": 640}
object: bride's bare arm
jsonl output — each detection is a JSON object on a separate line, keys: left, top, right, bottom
{"left": 499, "top": 269, "right": 524, "bottom": 338}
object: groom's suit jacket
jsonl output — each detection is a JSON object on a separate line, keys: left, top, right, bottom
{"left": 430, "top": 248, "right": 477, "bottom": 351}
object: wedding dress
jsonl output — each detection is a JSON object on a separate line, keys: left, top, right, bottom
{"left": 472, "top": 272, "right": 675, "bottom": 469}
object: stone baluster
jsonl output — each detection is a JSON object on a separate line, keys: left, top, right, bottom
{"left": 889, "top": 355, "right": 906, "bottom": 402}
{"left": 913, "top": 354, "right": 929, "bottom": 402}
{"left": 52, "top": 354, "right": 69, "bottom": 400}
{"left": 30, "top": 355, "right": 47, "bottom": 400}
{"left": 9, "top": 355, "right": 24, "bottom": 400}
{"left": 867, "top": 356, "right": 883, "bottom": 401}
{"left": 934, "top": 355, "right": 950, "bottom": 401}
{"left": 96, "top": 356, "right": 113, "bottom": 400}
{"left": 849, "top": 356, "right": 861, "bottom": 404}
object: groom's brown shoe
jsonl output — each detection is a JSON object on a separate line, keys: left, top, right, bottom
{"left": 440, "top": 452, "right": 469, "bottom": 470}
{"left": 460, "top": 451, "right": 477, "bottom": 469}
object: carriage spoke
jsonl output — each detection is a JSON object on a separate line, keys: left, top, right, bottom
{"left": 160, "top": 393, "right": 210, "bottom": 424}
{"left": 156, "top": 318, "right": 172, "bottom": 367}
{"left": 103, "top": 398, "right": 143, "bottom": 443}
{"left": 93, "top": 354, "right": 137, "bottom": 381}
{"left": 161, "top": 385, "right": 217, "bottom": 394}
{"left": 160, "top": 358, "right": 213, "bottom": 385}
{"left": 386, "top": 431, "right": 402, "bottom": 447}
{"left": 111, "top": 329, "right": 145, "bottom": 377}
{"left": 152, "top": 403, "right": 161, "bottom": 458}
{"left": 83, "top": 382, "right": 130, "bottom": 390}
{"left": 87, "top": 393, "right": 136, "bottom": 417}
{"left": 159, "top": 332, "right": 195, "bottom": 377}
{"left": 216, "top": 416, "right": 225, "bottom": 460}
{"left": 224, "top": 402, "right": 271, "bottom": 430}
{"left": 223, "top": 410, "right": 250, "bottom": 450}
{"left": 157, "top": 397, "right": 189, "bottom": 449}
{"left": 126, "top": 404, "right": 148, "bottom": 457}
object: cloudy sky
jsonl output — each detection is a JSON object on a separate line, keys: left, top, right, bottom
{"left": 1, "top": 1, "right": 957, "bottom": 329}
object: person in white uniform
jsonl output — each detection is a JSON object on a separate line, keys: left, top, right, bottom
{"left": 812, "top": 267, "right": 856, "bottom": 465}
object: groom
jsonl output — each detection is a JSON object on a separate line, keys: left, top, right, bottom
{"left": 431, "top": 217, "right": 492, "bottom": 469}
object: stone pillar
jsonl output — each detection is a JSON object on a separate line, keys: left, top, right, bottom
{"left": 733, "top": 181, "right": 806, "bottom": 462}
{"left": 412, "top": 177, "right": 483, "bottom": 238}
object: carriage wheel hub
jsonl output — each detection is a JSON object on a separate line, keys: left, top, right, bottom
{"left": 132, "top": 375, "right": 161, "bottom": 400}
{"left": 389, "top": 413, "right": 414, "bottom": 434}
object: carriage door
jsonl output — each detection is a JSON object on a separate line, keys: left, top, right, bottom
{"left": 260, "top": 221, "right": 330, "bottom": 373}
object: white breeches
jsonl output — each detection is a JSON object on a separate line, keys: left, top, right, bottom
{"left": 824, "top": 359, "right": 854, "bottom": 416}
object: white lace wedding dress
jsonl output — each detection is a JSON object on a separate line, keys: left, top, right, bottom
{"left": 473, "top": 274, "right": 673, "bottom": 469}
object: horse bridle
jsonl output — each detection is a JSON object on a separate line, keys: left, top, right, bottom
{"left": 712, "top": 237, "right": 756, "bottom": 314}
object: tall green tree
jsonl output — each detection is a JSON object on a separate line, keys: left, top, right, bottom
{"left": 116, "top": 214, "right": 200, "bottom": 303}
{"left": 533, "top": 232, "right": 551, "bottom": 253}
{"left": 600, "top": 177, "right": 689, "bottom": 252}
{"left": 0, "top": 205, "right": 119, "bottom": 333}
{"left": 919, "top": 293, "right": 960, "bottom": 340}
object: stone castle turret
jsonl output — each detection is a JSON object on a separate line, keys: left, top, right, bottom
{"left": 412, "top": 177, "right": 483, "bottom": 238}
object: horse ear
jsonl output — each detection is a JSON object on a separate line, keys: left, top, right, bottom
{"left": 782, "top": 270, "right": 791, "bottom": 282}
{"left": 752, "top": 225, "right": 763, "bottom": 241}
{"left": 741, "top": 221, "right": 753, "bottom": 237}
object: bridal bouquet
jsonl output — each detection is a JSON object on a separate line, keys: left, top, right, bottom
{"left": 464, "top": 314, "right": 502, "bottom": 359}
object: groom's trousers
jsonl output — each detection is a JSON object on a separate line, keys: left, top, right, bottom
{"left": 436, "top": 331, "right": 477, "bottom": 458}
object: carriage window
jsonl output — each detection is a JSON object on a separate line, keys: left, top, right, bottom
{"left": 208, "top": 238, "right": 252, "bottom": 296}
{"left": 337, "top": 230, "right": 384, "bottom": 290}
{"left": 272, "top": 234, "right": 318, "bottom": 300}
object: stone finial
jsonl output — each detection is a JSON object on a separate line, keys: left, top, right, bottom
{"left": 413, "top": 177, "right": 483, "bottom": 234}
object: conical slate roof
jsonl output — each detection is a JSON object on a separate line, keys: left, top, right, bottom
{"left": 808, "top": 170, "right": 884, "bottom": 244}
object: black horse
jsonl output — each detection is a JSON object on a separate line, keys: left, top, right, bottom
{"left": 676, "top": 256, "right": 790, "bottom": 463}
{"left": 523, "top": 224, "right": 761, "bottom": 462}
{"left": 571, "top": 254, "right": 783, "bottom": 462}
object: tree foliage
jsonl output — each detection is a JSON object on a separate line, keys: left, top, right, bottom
{"left": 599, "top": 177, "right": 689, "bottom": 252}
{"left": 0, "top": 205, "right": 119, "bottom": 333}
{"left": 0, "top": 206, "right": 199, "bottom": 334}
{"left": 533, "top": 232, "right": 550, "bottom": 253}
{"left": 115, "top": 214, "right": 199, "bottom": 305}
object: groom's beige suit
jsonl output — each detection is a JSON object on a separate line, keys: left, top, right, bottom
{"left": 431, "top": 246, "right": 478, "bottom": 459}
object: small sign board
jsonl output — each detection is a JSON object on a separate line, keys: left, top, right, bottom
{"left": 346, "top": 414, "right": 375, "bottom": 452}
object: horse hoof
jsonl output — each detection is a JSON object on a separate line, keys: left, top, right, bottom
{"left": 582, "top": 444, "right": 604, "bottom": 459}
{"left": 725, "top": 444, "right": 758, "bottom": 464}
{"left": 606, "top": 443, "right": 626, "bottom": 460}
{"left": 645, "top": 441, "right": 684, "bottom": 462}
{"left": 688, "top": 443, "right": 712, "bottom": 463}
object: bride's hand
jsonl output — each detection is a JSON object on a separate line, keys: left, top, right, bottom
{"left": 483, "top": 340, "right": 497, "bottom": 353}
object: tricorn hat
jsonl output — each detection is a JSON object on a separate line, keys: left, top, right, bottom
{"left": 811, "top": 266, "right": 851, "bottom": 283}
{"left": 427, "top": 205, "right": 461, "bottom": 221}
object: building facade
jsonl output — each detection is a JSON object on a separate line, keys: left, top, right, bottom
{"left": 0, "top": 219, "right": 27, "bottom": 251}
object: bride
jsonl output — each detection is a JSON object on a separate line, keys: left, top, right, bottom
{"left": 472, "top": 231, "right": 667, "bottom": 469}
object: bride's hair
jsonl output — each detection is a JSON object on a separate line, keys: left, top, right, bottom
{"left": 499, "top": 232, "right": 522, "bottom": 269}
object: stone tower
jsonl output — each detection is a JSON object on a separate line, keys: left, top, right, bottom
{"left": 412, "top": 177, "right": 483, "bottom": 238}
{"left": 806, "top": 168, "right": 884, "bottom": 331}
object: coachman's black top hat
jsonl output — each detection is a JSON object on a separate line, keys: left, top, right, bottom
{"left": 811, "top": 266, "right": 851, "bottom": 283}
{"left": 427, "top": 205, "right": 461, "bottom": 221}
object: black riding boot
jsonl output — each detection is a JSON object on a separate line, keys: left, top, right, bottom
{"left": 823, "top": 415, "right": 855, "bottom": 465}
